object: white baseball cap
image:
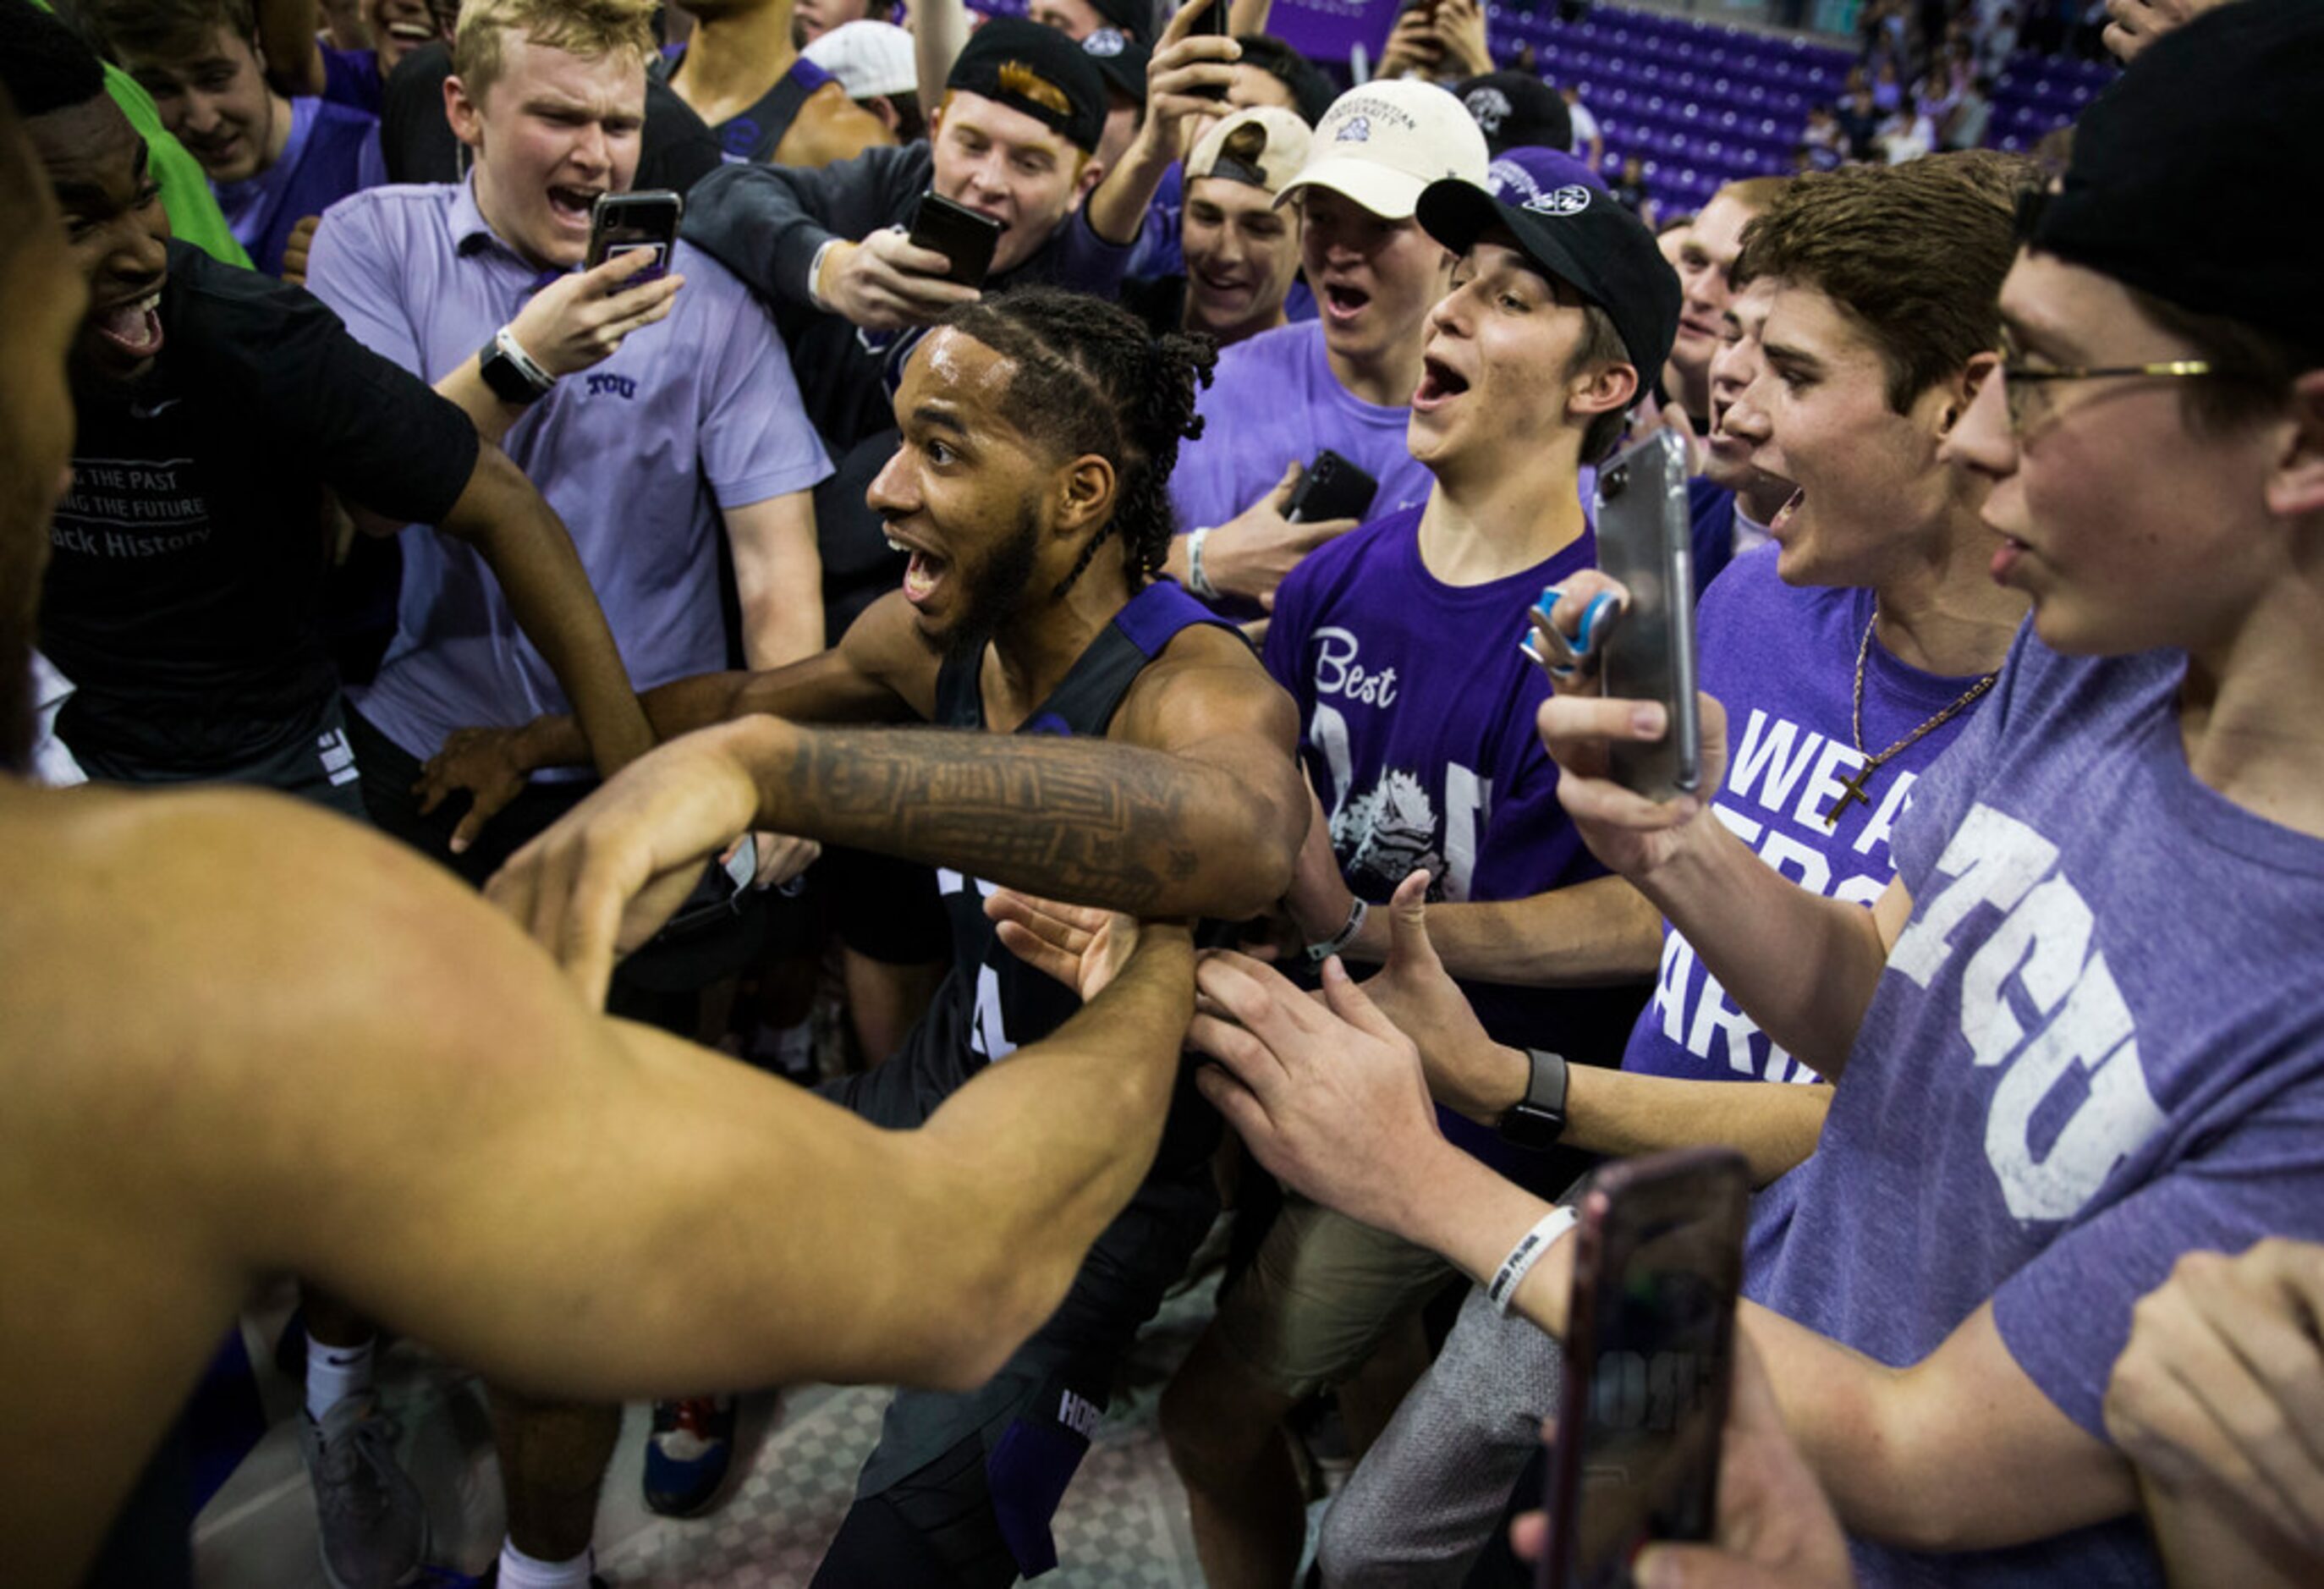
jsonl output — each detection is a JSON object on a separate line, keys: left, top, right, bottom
{"left": 1185, "top": 107, "right": 1315, "bottom": 197}
{"left": 802, "top": 19, "right": 918, "bottom": 100}
{"left": 1275, "top": 78, "right": 1490, "bottom": 221}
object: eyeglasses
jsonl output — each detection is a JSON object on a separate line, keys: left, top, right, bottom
{"left": 1997, "top": 356, "right": 2215, "bottom": 437}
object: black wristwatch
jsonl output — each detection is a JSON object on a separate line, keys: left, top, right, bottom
{"left": 1498, "top": 1047, "right": 1569, "bottom": 1150}
{"left": 477, "top": 329, "right": 553, "bottom": 406}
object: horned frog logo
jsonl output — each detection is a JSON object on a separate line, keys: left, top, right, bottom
{"left": 1332, "top": 768, "right": 1446, "bottom": 897}
{"left": 1336, "top": 114, "right": 1372, "bottom": 142}
{"left": 1523, "top": 184, "right": 1594, "bottom": 217}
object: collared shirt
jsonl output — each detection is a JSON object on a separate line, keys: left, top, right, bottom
{"left": 306, "top": 179, "right": 832, "bottom": 763}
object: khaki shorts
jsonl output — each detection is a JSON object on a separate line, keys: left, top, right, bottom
{"left": 1209, "top": 1192, "right": 1460, "bottom": 1401}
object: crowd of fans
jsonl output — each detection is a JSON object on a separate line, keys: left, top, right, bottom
{"left": 0, "top": 0, "right": 2318, "bottom": 1588}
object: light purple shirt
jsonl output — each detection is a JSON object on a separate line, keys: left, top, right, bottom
{"left": 306, "top": 180, "right": 831, "bottom": 763}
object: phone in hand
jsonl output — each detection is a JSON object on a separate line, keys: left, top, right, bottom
{"left": 1284, "top": 449, "right": 1380, "bottom": 525}
{"left": 908, "top": 191, "right": 1004, "bottom": 289}
{"left": 585, "top": 190, "right": 684, "bottom": 278}
{"left": 1592, "top": 428, "right": 1701, "bottom": 800}
{"left": 1540, "top": 1147, "right": 1751, "bottom": 1589}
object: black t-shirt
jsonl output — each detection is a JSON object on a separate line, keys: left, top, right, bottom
{"left": 380, "top": 43, "right": 722, "bottom": 195}
{"left": 45, "top": 242, "right": 480, "bottom": 769}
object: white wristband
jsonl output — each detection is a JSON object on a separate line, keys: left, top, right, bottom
{"left": 1186, "top": 525, "right": 1219, "bottom": 600}
{"left": 493, "top": 324, "right": 557, "bottom": 394}
{"left": 808, "top": 237, "right": 843, "bottom": 311}
{"left": 1488, "top": 1205, "right": 1578, "bottom": 1317}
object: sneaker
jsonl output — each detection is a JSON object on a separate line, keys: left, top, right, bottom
{"left": 299, "top": 1390, "right": 428, "bottom": 1588}
{"left": 640, "top": 1394, "right": 737, "bottom": 1516}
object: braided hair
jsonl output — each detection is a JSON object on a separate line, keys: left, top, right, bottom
{"left": 938, "top": 287, "right": 1217, "bottom": 602}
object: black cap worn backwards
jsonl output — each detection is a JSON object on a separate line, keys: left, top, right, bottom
{"left": 2025, "top": 0, "right": 2324, "bottom": 356}
{"left": 1457, "top": 71, "right": 1573, "bottom": 156}
{"left": 947, "top": 19, "right": 1110, "bottom": 156}
{"left": 1417, "top": 174, "right": 1680, "bottom": 377}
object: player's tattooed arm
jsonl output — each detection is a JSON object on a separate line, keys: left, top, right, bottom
{"left": 754, "top": 721, "right": 1289, "bottom": 917}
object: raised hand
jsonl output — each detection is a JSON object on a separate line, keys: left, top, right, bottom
{"left": 986, "top": 888, "right": 1146, "bottom": 1003}
{"left": 1204, "top": 460, "right": 1363, "bottom": 608}
{"left": 505, "top": 248, "right": 686, "bottom": 380}
{"left": 814, "top": 226, "right": 981, "bottom": 332}
{"left": 484, "top": 721, "right": 765, "bottom": 1008}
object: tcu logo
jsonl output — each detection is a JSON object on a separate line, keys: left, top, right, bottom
{"left": 1083, "top": 26, "right": 1126, "bottom": 56}
{"left": 1888, "top": 804, "right": 2166, "bottom": 1222}
{"left": 1336, "top": 115, "right": 1371, "bottom": 142}
{"left": 1524, "top": 184, "right": 1594, "bottom": 217}
{"left": 1464, "top": 87, "right": 1513, "bottom": 133}
{"left": 585, "top": 372, "right": 637, "bottom": 399}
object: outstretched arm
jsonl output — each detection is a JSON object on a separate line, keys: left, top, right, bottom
{"left": 1188, "top": 949, "right": 2136, "bottom": 1558}
{"left": 131, "top": 788, "right": 1199, "bottom": 1400}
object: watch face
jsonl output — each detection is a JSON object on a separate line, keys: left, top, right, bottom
{"left": 1501, "top": 1101, "right": 1566, "bottom": 1152}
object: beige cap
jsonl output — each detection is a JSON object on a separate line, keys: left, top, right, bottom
{"left": 1275, "top": 78, "right": 1491, "bottom": 220}
{"left": 801, "top": 19, "right": 918, "bottom": 100}
{"left": 1184, "top": 107, "right": 1316, "bottom": 196}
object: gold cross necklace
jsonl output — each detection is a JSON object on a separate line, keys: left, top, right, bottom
{"left": 1825, "top": 605, "right": 1997, "bottom": 828}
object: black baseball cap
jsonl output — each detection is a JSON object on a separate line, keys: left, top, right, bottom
{"left": 947, "top": 19, "right": 1110, "bottom": 155}
{"left": 1090, "top": 0, "right": 1154, "bottom": 40}
{"left": 1080, "top": 26, "right": 1152, "bottom": 107}
{"left": 1417, "top": 175, "right": 1680, "bottom": 377}
{"left": 2023, "top": 0, "right": 2323, "bottom": 358}
{"left": 1457, "top": 71, "right": 1572, "bottom": 155}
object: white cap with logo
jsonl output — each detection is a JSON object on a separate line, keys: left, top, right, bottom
{"left": 802, "top": 19, "right": 919, "bottom": 100}
{"left": 1274, "top": 78, "right": 1491, "bottom": 221}
{"left": 1185, "top": 107, "right": 1316, "bottom": 196}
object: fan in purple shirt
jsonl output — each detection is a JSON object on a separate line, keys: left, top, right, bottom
{"left": 86, "top": 0, "right": 387, "bottom": 278}
{"left": 1151, "top": 159, "right": 1679, "bottom": 1587}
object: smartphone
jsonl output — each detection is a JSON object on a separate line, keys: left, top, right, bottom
{"left": 1195, "top": 0, "right": 1233, "bottom": 97}
{"left": 908, "top": 191, "right": 1004, "bottom": 289}
{"left": 585, "top": 190, "right": 684, "bottom": 278}
{"left": 1592, "top": 428, "right": 1701, "bottom": 800}
{"left": 1540, "top": 1148, "right": 1751, "bottom": 1589}
{"left": 657, "top": 836, "right": 759, "bottom": 939}
{"left": 1284, "top": 449, "right": 1380, "bottom": 525}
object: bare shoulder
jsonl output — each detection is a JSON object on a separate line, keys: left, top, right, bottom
{"left": 778, "top": 82, "right": 898, "bottom": 167}
{"left": 1113, "top": 618, "right": 1299, "bottom": 757}
{"left": 830, "top": 590, "right": 942, "bottom": 720}
{"left": 0, "top": 784, "right": 598, "bottom": 1240}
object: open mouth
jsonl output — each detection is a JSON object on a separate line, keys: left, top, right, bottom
{"left": 887, "top": 531, "right": 951, "bottom": 608}
{"left": 385, "top": 20, "right": 436, "bottom": 40}
{"left": 547, "top": 185, "right": 603, "bottom": 228}
{"left": 1321, "top": 282, "right": 1371, "bottom": 325}
{"left": 1768, "top": 485, "right": 1805, "bottom": 538}
{"left": 95, "top": 289, "right": 165, "bottom": 361}
{"left": 1412, "top": 354, "right": 1469, "bottom": 410}
{"left": 1193, "top": 263, "right": 1248, "bottom": 296}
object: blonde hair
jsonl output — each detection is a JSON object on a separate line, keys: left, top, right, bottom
{"left": 453, "top": 0, "right": 657, "bottom": 104}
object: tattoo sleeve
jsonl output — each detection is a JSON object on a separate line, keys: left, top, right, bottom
{"left": 753, "top": 724, "right": 1277, "bottom": 915}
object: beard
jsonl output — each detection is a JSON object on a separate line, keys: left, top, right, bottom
{"left": 931, "top": 503, "right": 1045, "bottom": 667}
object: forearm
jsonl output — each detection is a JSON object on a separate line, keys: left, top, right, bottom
{"left": 679, "top": 162, "right": 839, "bottom": 307}
{"left": 915, "top": 0, "right": 970, "bottom": 113}
{"left": 1088, "top": 134, "right": 1178, "bottom": 248}
{"left": 443, "top": 459, "right": 652, "bottom": 775}
{"left": 1377, "top": 1141, "right": 1576, "bottom": 1335}
{"left": 256, "top": 0, "right": 327, "bottom": 94}
{"left": 735, "top": 716, "right": 1295, "bottom": 916}
{"left": 1566, "top": 1069, "right": 1830, "bottom": 1187}
{"left": 434, "top": 355, "right": 526, "bottom": 448}
{"left": 912, "top": 928, "right": 1196, "bottom": 1366}
{"left": 1346, "top": 874, "right": 1664, "bottom": 985}
{"left": 1638, "top": 822, "right": 1888, "bottom": 1080}
{"left": 1744, "top": 1301, "right": 2137, "bottom": 1553}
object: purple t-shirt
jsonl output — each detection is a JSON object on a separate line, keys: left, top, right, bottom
{"left": 1170, "top": 322, "right": 1435, "bottom": 536}
{"left": 320, "top": 45, "right": 383, "bottom": 117}
{"left": 1265, "top": 506, "right": 1645, "bottom": 1181}
{"left": 212, "top": 96, "right": 384, "bottom": 278}
{"left": 1623, "top": 547, "right": 1991, "bottom": 1087}
{"left": 306, "top": 181, "right": 832, "bottom": 764}
{"left": 1746, "top": 630, "right": 2324, "bottom": 1586}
